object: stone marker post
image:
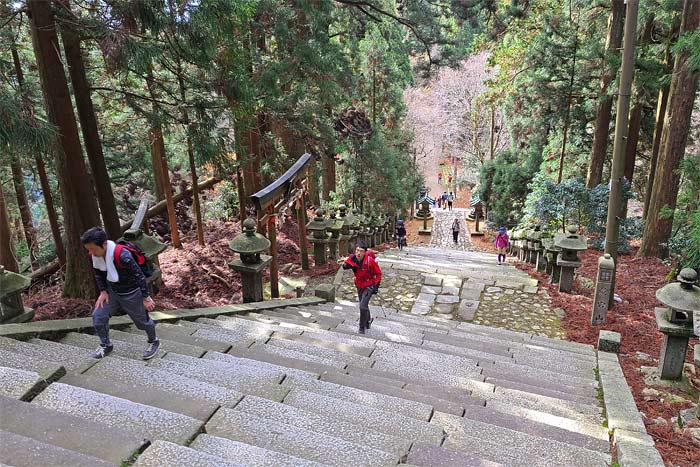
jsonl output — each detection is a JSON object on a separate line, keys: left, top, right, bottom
{"left": 0, "top": 266, "right": 34, "bottom": 324}
{"left": 306, "top": 208, "right": 330, "bottom": 266}
{"left": 554, "top": 226, "right": 587, "bottom": 293}
{"left": 228, "top": 218, "right": 272, "bottom": 303}
{"left": 654, "top": 269, "right": 700, "bottom": 380}
{"left": 591, "top": 253, "right": 615, "bottom": 325}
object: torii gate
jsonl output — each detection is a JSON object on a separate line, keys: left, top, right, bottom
{"left": 249, "top": 154, "right": 311, "bottom": 298}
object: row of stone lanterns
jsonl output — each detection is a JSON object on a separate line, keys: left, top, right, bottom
{"left": 509, "top": 224, "right": 587, "bottom": 294}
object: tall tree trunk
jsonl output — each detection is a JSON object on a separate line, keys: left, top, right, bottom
{"left": 27, "top": 0, "right": 99, "bottom": 298}
{"left": 60, "top": 13, "right": 121, "bottom": 240}
{"left": 0, "top": 184, "right": 18, "bottom": 273}
{"left": 35, "top": 153, "right": 66, "bottom": 265}
{"left": 639, "top": 0, "right": 700, "bottom": 258}
{"left": 321, "top": 154, "right": 336, "bottom": 202}
{"left": 643, "top": 20, "right": 679, "bottom": 220}
{"left": 586, "top": 0, "right": 625, "bottom": 188}
{"left": 307, "top": 158, "right": 321, "bottom": 206}
{"left": 10, "top": 156, "right": 38, "bottom": 268}
{"left": 150, "top": 124, "right": 181, "bottom": 248}
{"left": 149, "top": 134, "right": 166, "bottom": 202}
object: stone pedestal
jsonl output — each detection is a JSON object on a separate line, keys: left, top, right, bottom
{"left": 0, "top": 268, "right": 35, "bottom": 324}
{"left": 557, "top": 259, "right": 581, "bottom": 293}
{"left": 328, "top": 238, "right": 339, "bottom": 261}
{"left": 339, "top": 234, "right": 350, "bottom": 258}
{"left": 229, "top": 255, "right": 272, "bottom": 303}
{"left": 315, "top": 284, "right": 336, "bottom": 302}
{"left": 591, "top": 253, "right": 615, "bottom": 325}
{"left": 520, "top": 245, "right": 529, "bottom": 263}
{"left": 655, "top": 308, "right": 695, "bottom": 380}
{"left": 598, "top": 330, "right": 621, "bottom": 353}
{"left": 310, "top": 238, "right": 329, "bottom": 266}
{"left": 535, "top": 249, "right": 546, "bottom": 271}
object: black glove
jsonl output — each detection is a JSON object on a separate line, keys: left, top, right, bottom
{"left": 372, "top": 284, "right": 380, "bottom": 294}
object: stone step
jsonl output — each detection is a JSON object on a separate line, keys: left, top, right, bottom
{"left": 233, "top": 395, "right": 411, "bottom": 457}
{"left": 421, "top": 339, "right": 514, "bottom": 364}
{"left": 320, "top": 371, "right": 466, "bottom": 416}
{"left": 134, "top": 440, "right": 243, "bottom": 467}
{"left": 407, "top": 443, "right": 504, "bottom": 467}
{"left": 32, "top": 383, "right": 204, "bottom": 444}
{"left": 239, "top": 312, "right": 331, "bottom": 330}
{"left": 484, "top": 376, "right": 599, "bottom": 405}
{"left": 107, "top": 329, "right": 206, "bottom": 357}
{"left": 249, "top": 341, "right": 347, "bottom": 369}
{"left": 433, "top": 411, "right": 611, "bottom": 467}
{"left": 147, "top": 358, "right": 288, "bottom": 401}
{"left": 191, "top": 434, "right": 328, "bottom": 467}
{"left": 27, "top": 338, "right": 102, "bottom": 372}
{"left": 485, "top": 360, "right": 598, "bottom": 389}
{"left": 206, "top": 406, "right": 400, "bottom": 466}
{"left": 61, "top": 331, "right": 158, "bottom": 361}
{"left": 0, "top": 367, "right": 45, "bottom": 400}
{"left": 202, "top": 316, "right": 302, "bottom": 336}
{"left": 265, "top": 336, "right": 373, "bottom": 367}
{"left": 284, "top": 388, "right": 444, "bottom": 444}
{"left": 452, "top": 323, "right": 533, "bottom": 344}
{"left": 0, "top": 395, "right": 146, "bottom": 464}
{"left": 343, "top": 365, "right": 408, "bottom": 388}
{"left": 284, "top": 376, "right": 433, "bottom": 420}
{"left": 125, "top": 323, "right": 232, "bottom": 352}
{"left": 261, "top": 309, "right": 344, "bottom": 327}
{"left": 201, "top": 350, "right": 319, "bottom": 380}
{"left": 423, "top": 331, "right": 513, "bottom": 357}
{"left": 85, "top": 356, "right": 243, "bottom": 407}
{"left": 0, "top": 430, "right": 113, "bottom": 467}
{"left": 372, "top": 357, "right": 483, "bottom": 389}
{"left": 334, "top": 323, "right": 423, "bottom": 345}
{"left": 58, "top": 372, "right": 219, "bottom": 420}
{"left": 272, "top": 331, "right": 374, "bottom": 357}
{"left": 283, "top": 326, "right": 378, "bottom": 349}
{"left": 0, "top": 348, "right": 66, "bottom": 382}
{"left": 461, "top": 404, "right": 609, "bottom": 452}
{"left": 512, "top": 349, "right": 597, "bottom": 377}
{"left": 226, "top": 344, "right": 343, "bottom": 375}
{"left": 175, "top": 320, "right": 267, "bottom": 346}
{"left": 480, "top": 365, "right": 598, "bottom": 398}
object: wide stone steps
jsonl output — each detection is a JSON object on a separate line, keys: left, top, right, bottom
{"left": 0, "top": 430, "right": 113, "bottom": 467}
{"left": 0, "top": 297, "right": 617, "bottom": 466}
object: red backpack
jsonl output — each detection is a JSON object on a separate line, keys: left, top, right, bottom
{"left": 114, "top": 241, "right": 153, "bottom": 277}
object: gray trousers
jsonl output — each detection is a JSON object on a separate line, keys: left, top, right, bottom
{"left": 92, "top": 289, "right": 156, "bottom": 346}
{"left": 356, "top": 287, "right": 373, "bottom": 329}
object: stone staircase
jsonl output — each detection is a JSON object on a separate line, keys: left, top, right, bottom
{"left": 0, "top": 291, "right": 623, "bottom": 467}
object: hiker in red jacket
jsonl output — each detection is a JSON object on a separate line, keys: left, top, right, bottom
{"left": 342, "top": 241, "right": 382, "bottom": 334}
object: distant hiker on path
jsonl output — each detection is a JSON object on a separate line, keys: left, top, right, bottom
{"left": 395, "top": 219, "right": 407, "bottom": 251}
{"left": 442, "top": 192, "right": 448, "bottom": 209}
{"left": 448, "top": 174, "right": 453, "bottom": 185}
{"left": 342, "top": 241, "right": 382, "bottom": 334}
{"left": 495, "top": 227, "right": 510, "bottom": 265}
{"left": 452, "top": 218, "right": 460, "bottom": 244}
{"left": 81, "top": 227, "right": 160, "bottom": 360}
{"left": 437, "top": 172, "right": 442, "bottom": 185}
{"left": 447, "top": 192, "right": 454, "bottom": 211}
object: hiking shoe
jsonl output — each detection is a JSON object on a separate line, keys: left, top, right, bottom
{"left": 367, "top": 318, "right": 374, "bottom": 329}
{"left": 90, "top": 345, "right": 113, "bottom": 359}
{"left": 142, "top": 340, "right": 160, "bottom": 360}
{"left": 358, "top": 327, "right": 366, "bottom": 334}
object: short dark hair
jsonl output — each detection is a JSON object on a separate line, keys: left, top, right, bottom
{"left": 81, "top": 227, "right": 107, "bottom": 246}
{"left": 356, "top": 241, "right": 368, "bottom": 251}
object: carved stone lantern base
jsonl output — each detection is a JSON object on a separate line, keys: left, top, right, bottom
{"left": 229, "top": 255, "right": 272, "bottom": 303}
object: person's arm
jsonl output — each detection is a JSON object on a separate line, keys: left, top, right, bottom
{"left": 342, "top": 255, "right": 359, "bottom": 271}
{"left": 370, "top": 257, "right": 382, "bottom": 289}
{"left": 95, "top": 268, "right": 108, "bottom": 292}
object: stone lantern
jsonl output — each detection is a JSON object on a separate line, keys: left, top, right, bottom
{"left": 350, "top": 208, "right": 362, "bottom": 251}
{"left": 121, "top": 228, "right": 167, "bottom": 294}
{"left": 546, "top": 233, "right": 564, "bottom": 284}
{"left": 510, "top": 228, "right": 521, "bottom": 258}
{"left": 654, "top": 268, "right": 700, "bottom": 380}
{"left": 338, "top": 204, "right": 352, "bottom": 256}
{"left": 537, "top": 232, "right": 552, "bottom": 272}
{"left": 229, "top": 218, "right": 272, "bottom": 303}
{"left": 527, "top": 226, "right": 543, "bottom": 265}
{"left": 0, "top": 266, "right": 34, "bottom": 324}
{"left": 326, "top": 209, "right": 343, "bottom": 260}
{"left": 519, "top": 228, "right": 531, "bottom": 263}
{"left": 372, "top": 211, "right": 383, "bottom": 247}
{"left": 554, "top": 225, "right": 587, "bottom": 293}
{"left": 306, "top": 208, "right": 331, "bottom": 266}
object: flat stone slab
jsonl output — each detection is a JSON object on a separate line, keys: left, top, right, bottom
{"left": 0, "top": 347, "right": 66, "bottom": 381}
{"left": 202, "top": 350, "right": 319, "bottom": 380}
{"left": 523, "top": 286, "right": 538, "bottom": 294}
{"left": 420, "top": 285, "right": 441, "bottom": 295}
{"left": 441, "top": 286, "right": 460, "bottom": 296}
{"left": 191, "top": 433, "right": 326, "bottom": 467}
{"left": 460, "top": 288, "right": 483, "bottom": 300}
{"left": 423, "top": 275, "right": 444, "bottom": 287}
{"left": 58, "top": 372, "right": 219, "bottom": 421}
{"left": 206, "top": 407, "right": 399, "bottom": 466}
{"left": 407, "top": 442, "right": 504, "bottom": 467}
{"left": 0, "top": 395, "right": 146, "bottom": 464}
{"left": 284, "top": 389, "right": 444, "bottom": 444}
{"left": 597, "top": 330, "right": 621, "bottom": 353}
{"left": 108, "top": 329, "right": 206, "bottom": 357}
{"left": 0, "top": 367, "right": 44, "bottom": 400}
{"left": 86, "top": 356, "right": 243, "bottom": 407}
{"left": 416, "top": 293, "right": 437, "bottom": 304}
{"left": 436, "top": 295, "right": 460, "bottom": 304}
{"left": 433, "top": 411, "right": 611, "bottom": 467}
{"left": 134, "top": 440, "right": 242, "bottom": 467}
{"left": 126, "top": 323, "right": 232, "bottom": 352}
{"left": 411, "top": 304, "right": 432, "bottom": 315}
{"left": 32, "top": 383, "right": 204, "bottom": 445}
{"left": 458, "top": 300, "right": 480, "bottom": 321}
{"left": 434, "top": 303, "right": 456, "bottom": 314}
{"left": 285, "top": 376, "right": 433, "bottom": 421}
{"left": 234, "top": 395, "right": 411, "bottom": 456}
{"left": 613, "top": 429, "right": 665, "bottom": 467}
{"left": 266, "top": 337, "right": 372, "bottom": 367}
{"left": 250, "top": 342, "right": 348, "bottom": 369}
{"left": 0, "top": 430, "right": 113, "bottom": 467}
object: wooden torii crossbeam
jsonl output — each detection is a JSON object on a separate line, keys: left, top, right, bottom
{"left": 249, "top": 154, "right": 312, "bottom": 298}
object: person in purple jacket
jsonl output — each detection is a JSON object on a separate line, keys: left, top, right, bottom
{"left": 495, "top": 227, "right": 509, "bottom": 265}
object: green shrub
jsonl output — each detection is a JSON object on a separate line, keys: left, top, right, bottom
{"left": 204, "top": 180, "right": 239, "bottom": 220}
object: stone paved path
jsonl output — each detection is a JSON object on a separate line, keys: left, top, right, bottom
{"left": 338, "top": 245, "right": 566, "bottom": 339}
{"left": 427, "top": 207, "right": 473, "bottom": 251}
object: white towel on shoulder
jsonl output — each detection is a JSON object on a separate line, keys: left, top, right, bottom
{"left": 92, "top": 240, "right": 119, "bottom": 283}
